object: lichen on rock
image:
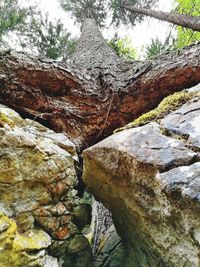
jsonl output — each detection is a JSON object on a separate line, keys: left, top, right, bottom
{"left": 0, "top": 213, "right": 55, "bottom": 267}
{"left": 0, "top": 104, "right": 92, "bottom": 266}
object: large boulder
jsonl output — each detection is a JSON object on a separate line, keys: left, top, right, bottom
{"left": 0, "top": 104, "right": 92, "bottom": 266}
{"left": 83, "top": 93, "right": 200, "bottom": 266}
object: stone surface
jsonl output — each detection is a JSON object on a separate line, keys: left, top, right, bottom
{"left": 0, "top": 104, "right": 78, "bottom": 238}
{"left": 0, "top": 213, "right": 57, "bottom": 267}
{"left": 94, "top": 225, "right": 125, "bottom": 267}
{"left": 161, "top": 97, "right": 200, "bottom": 150}
{"left": 83, "top": 96, "right": 200, "bottom": 266}
{"left": 50, "top": 235, "right": 93, "bottom": 267}
{"left": 0, "top": 104, "right": 92, "bottom": 266}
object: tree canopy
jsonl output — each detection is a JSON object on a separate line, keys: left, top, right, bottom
{"left": 59, "top": 0, "right": 158, "bottom": 27}
{"left": 59, "top": 0, "right": 108, "bottom": 27}
{"left": 0, "top": 0, "right": 30, "bottom": 44}
{"left": 20, "top": 12, "right": 76, "bottom": 60}
{"left": 0, "top": 0, "right": 75, "bottom": 60}
{"left": 109, "top": 37, "right": 138, "bottom": 60}
{"left": 176, "top": 0, "right": 200, "bottom": 48}
{"left": 2, "top": 0, "right": 200, "bottom": 61}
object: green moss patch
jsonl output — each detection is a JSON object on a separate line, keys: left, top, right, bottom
{"left": 0, "top": 111, "right": 14, "bottom": 127}
{"left": 114, "top": 90, "right": 200, "bottom": 133}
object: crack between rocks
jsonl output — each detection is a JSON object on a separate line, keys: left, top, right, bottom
{"left": 185, "top": 144, "right": 200, "bottom": 153}
{"left": 159, "top": 156, "right": 200, "bottom": 174}
{"left": 97, "top": 240, "right": 122, "bottom": 266}
{"left": 182, "top": 106, "right": 200, "bottom": 116}
{"left": 13, "top": 206, "right": 39, "bottom": 215}
{"left": 160, "top": 125, "right": 200, "bottom": 153}
{"left": 20, "top": 247, "right": 47, "bottom": 255}
{"left": 0, "top": 174, "right": 70, "bottom": 187}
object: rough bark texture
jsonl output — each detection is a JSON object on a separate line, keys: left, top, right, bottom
{"left": 122, "top": 5, "right": 200, "bottom": 31}
{"left": 1, "top": 18, "right": 200, "bottom": 150}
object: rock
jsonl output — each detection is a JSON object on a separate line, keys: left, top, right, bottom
{"left": 83, "top": 96, "right": 200, "bottom": 266}
{"left": 0, "top": 104, "right": 91, "bottom": 265}
{"left": 72, "top": 203, "right": 92, "bottom": 230}
{"left": 50, "top": 235, "right": 93, "bottom": 267}
{"left": 0, "top": 213, "right": 57, "bottom": 267}
{"left": 94, "top": 225, "right": 125, "bottom": 267}
{"left": 90, "top": 200, "right": 113, "bottom": 256}
{"left": 161, "top": 97, "right": 200, "bottom": 151}
{"left": 0, "top": 104, "right": 78, "bottom": 237}
{"left": 44, "top": 255, "right": 59, "bottom": 267}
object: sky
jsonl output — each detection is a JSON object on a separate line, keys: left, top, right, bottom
{"left": 20, "top": 0, "right": 175, "bottom": 54}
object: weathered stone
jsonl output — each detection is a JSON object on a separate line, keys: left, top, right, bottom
{"left": 72, "top": 203, "right": 92, "bottom": 230}
{"left": 83, "top": 95, "right": 200, "bottom": 266}
{"left": 94, "top": 225, "right": 125, "bottom": 267}
{"left": 161, "top": 97, "right": 200, "bottom": 150}
{"left": 44, "top": 256, "right": 59, "bottom": 267}
{"left": 0, "top": 104, "right": 92, "bottom": 265}
{"left": 50, "top": 235, "right": 93, "bottom": 267}
{"left": 0, "top": 104, "right": 78, "bottom": 239}
{"left": 159, "top": 162, "right": 200, "bottom": 202}
{"left": 0, "top": 213, "right": 57, "bottom": 267}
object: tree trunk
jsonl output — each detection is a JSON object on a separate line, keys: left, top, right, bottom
{"left": 1, "top": 18, "right": 200, "bottom": 150}
{"left": 121, "top": 5, "right": 200, "bottom": 31}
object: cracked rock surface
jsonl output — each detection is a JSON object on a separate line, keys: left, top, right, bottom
{"left": 0, "top": 104, "right": 92, "bottom": 266}
{"left": 83, "top": 95, "right": 200, "bottom": 267}
{"left": 161, "top": 97, "right": 200, "bottom": 151}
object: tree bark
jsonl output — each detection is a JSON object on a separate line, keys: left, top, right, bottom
{"left": 121, "top": 5, "right": 200, "bottom": 31}
{"left": 1, "top": 18, "right": 200, "bottom": 150}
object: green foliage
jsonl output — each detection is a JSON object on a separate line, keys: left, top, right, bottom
{"left": 145, "top": 35, "right": 176, "bottom": 59}
{"left": 60, "top": 0, "right": 158, "bottom": 28}
{"left": 59, "top": 0, "right": 108, "bottom": 27}
{"left": 145, "top": 0, "right": 200, "bottom": 57}
{"left": 176, "top": 0, "right": 200, "bottom": 48}
{"left": 109, "top": 0, "right": 158, "bottom": 27}
{"left": 145, "top": 38, "right": 164, "bottom": 59}
{"left": 0, "top": 0, "right": 30, "bottom": 44}
{"left": 0, "top": 0, "right": 75, "bottom": 60}
{"left": 21, "top": 12, "right": 76, "bottom": 60}
{"left": 109, "top": 37, "right": 138, "bottom": 60}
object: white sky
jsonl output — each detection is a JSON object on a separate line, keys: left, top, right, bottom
{"left": 20, "top": 0, "right": 175, "bottom": 53}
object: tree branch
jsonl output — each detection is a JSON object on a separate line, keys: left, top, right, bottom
{"left": 121, "top": 5, "right": 200, "bottom": 31}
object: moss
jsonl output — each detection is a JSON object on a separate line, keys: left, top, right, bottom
{"left": 0, "top": 106, "right": 23, "bottom": 128}
{"left": 114, "top": 90, "right": 200, "bottom": 133}
{"left": 0, "top": 213, "right": 51, "bottom": 267}
{"left": 0, "top": 111, "right": 14, "bottom": 127}
{"left": 13, "top": 230, "right": 50, "bottom": 252}
{"left": 0, "top": 213, "right": 16, "bottom": 249}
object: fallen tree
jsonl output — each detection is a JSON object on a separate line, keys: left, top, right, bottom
{"left": 1, "top": 18, "right": 200, "bottom": 150}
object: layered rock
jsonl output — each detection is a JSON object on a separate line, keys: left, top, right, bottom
{"left": 0, "top": 104, "right": 92, "bottom": 266}
{"left": 0, "top": 213, "right": 57, "bottom": 267}
{"left": 83, "top": 93, "right": 200, "bottom": 266}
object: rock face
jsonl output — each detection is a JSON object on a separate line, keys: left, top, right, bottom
{"left": 94, "top": 225, "right": 125, "bottom": 267}
{"left": 0, "top": 104, "right": 92, "bottom": 266}
{"left": 83, "top": 95, "right": 200, "bottom": 266}
{"left": 0, "top": 213, "right": 56, "bottom": 267}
